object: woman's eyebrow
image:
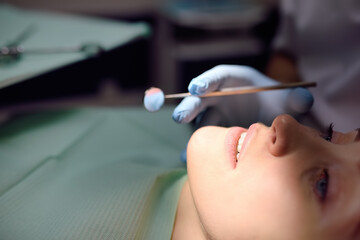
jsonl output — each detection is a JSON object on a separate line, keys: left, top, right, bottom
{"left": 355, "top": 129, "right": 360, "bottom": 142}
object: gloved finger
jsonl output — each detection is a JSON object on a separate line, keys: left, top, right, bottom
{"left": 286, "top": 87, "right": 314, "bottom": 114}
{"left": 180, "top": 147, "right": 187, "bottom": 164}
{"left": 172, "top": 96, "right": 215, "bottom": 123}
{"left": 188, "top": 65, "right": 262, "bottom": 96}
{"left": 188, "top": 67, "right": 225, "bottom": 96}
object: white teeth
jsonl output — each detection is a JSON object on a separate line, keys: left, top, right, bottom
{"left": 237, "top": 132, "right": 247, "bottom": 153}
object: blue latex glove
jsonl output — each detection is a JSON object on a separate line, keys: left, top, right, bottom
{"left": 172, "top": 65, "right": 314, "bottom": 127}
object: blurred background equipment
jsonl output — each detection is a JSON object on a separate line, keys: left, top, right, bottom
{"left": 0, "top": 4, "right": 150, "bottom": 111}
{"left": 0, "top": 0, "right": 279, "bottom": 112}
{"left": 156, "top": 0, "right": 278, "bottom": 93}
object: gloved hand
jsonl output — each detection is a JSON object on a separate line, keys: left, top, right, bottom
{"left": 172, "top": 65, "right": 314, "bottom": 128}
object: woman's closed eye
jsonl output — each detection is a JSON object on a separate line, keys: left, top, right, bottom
{"left": 323, "top": 123, "right": 334, "bottom": 142}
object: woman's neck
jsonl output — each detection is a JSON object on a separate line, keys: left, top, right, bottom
{"left": 172, "top": 180, "right": 207, "bottom": 240}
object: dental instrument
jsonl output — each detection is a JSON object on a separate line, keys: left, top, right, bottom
{"left": 0, "top": 43, "right": 104, "bottom": 58}
{"left": 0, "top": 25, "right": 104, "bottom": 64}
{"left": 144, "top": 81, "right": 316, "bottom": 112}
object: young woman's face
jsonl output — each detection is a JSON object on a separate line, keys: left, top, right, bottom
{"left": 187, "top": 114, "right": 360, "bottom": 239}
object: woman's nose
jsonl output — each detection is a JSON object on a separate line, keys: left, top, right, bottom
{"left": 268, "top": 114, "right": 301, "bottom": 157}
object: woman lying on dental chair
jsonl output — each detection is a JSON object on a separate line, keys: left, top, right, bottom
{"left": 172, "top": 114, "right": 360, "bottom": 239}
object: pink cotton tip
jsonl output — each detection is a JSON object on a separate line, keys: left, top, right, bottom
{"left": 144, "top": 87, "right": 165, "bottom": 112}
